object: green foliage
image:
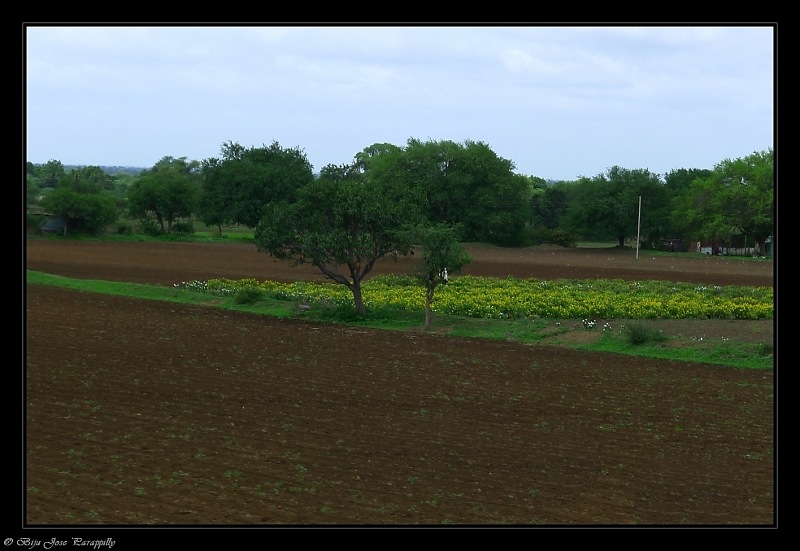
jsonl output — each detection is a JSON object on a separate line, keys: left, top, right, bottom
{"left": 27, "top": 214, "right": 45, "bottom": 235}
{"left": 254, "top": 161, "right": 424, "bottom": 315}
{"left": 171, "top": 219, "right": 195, "bottom": 236}
{"left": 406, "top": 222, "right": 473, "bottom": 328}
{"left": 39, "top": 173, "right": 118, "bottom": 236}
{"left": 139, "top": 219, "right": 162, "bottom": 236}
{"left": 526, "top": 228, "right": 578, "bottom": 248}
{"left": 199, "top": 140, "right": 314, "bottom": 230}
{"left": 27, "top": 176, "right": 42, "bottom": 205}
{"left": 234, "top": 286, "right": 264, "bottom": 305}
{"left": 31, "top": 145, "right": 774, "bottom": 254}
{"left": 624, "top": 322, "right": 668, "bottom": 346}
{"left": 673, "top": 148, "right": 774, "bottom": 252}
{"left": 36, "top": 159, "right": 66, "bottom": 189}
{"left": 306, "top": 303, "right": 368, "bottom": 323}
{"left": 127, "top": 156, "right": 200, "bottom": 234}
{"left": 530, "top": 185, "right": 570, "bottom": 230}
{"left": 401, "top": 138, "right": 531, "bottom": 246}
{"left": 564, "top": 166, "right": 669, "bottom": 247}
{"left": 115, "top": 221, "right": 135, "bottom": 235}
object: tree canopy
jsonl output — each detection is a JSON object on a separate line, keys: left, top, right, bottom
{"left": 254, "top": 162, "right": 425, "bottom": 315}
{"left": 199, "top": 141, "right": 314, "bottom": 232}
{"left": 565, "top": 166, "right": 669, "bottom": 247}
{"left": 407, "top": 223, "right": 473, "bottom": 329}
{"left": 39, "top": 166, "right": 118, "bottom": 235}
{"left": 127, "top": 156, "right": 200, "bottom": 234}
{"left": 673, "top": 148, "right": 774, "bottom": 253}
{"left": 403, "top": 138, "right": 531, "bottom": 246}
{"left": 29, "top": 142, "right": 773, "bottom": 255}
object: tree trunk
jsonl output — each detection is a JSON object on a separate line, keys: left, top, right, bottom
{"left": 424, "top": 287, "right": 435, "bottom": 330}
{"left": 352, "top": 281, "right": 366, "bottom": 316}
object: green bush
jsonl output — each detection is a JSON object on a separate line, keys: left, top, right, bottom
{"left": 234, "top": 286, "right": 264, "bottom": 305}
{"left": 624, "top": 322, "right": 668, "bottom": 346}
{"left": 527, "top": 228, "right": 578, "bottom": 248}
{"left": 139, "top": 219, "right": 161, "bottom": 236}
{"left": 172, "top": 220, "right": 195, "bottom": 235}
{"left": 311, "top": 303, "right": 367, "bottom": 323}
{"left": 27, "top": 214, "right": 45, "bottom": 235}
{"left": 116, "top": 221, "right": 134, "bottom": 235}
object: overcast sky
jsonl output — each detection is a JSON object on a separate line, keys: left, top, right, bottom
{"left": 24, "top": 24, "right": 774, "bottom": 181}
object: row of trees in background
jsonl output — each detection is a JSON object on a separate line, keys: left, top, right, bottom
{"left": 26, "top": 139, "right": 774, "bottom": 255}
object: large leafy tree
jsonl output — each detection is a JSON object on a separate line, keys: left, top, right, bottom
{"left": 198, "top": 158, "right": 236, "bottom": 233}
{"left": 26, "top": 175, "right": 41, "bottom": 208}
{"left": 127, "top": 156, "right": 200, "bottom": 234}
{"left": 530, "top": 182, "right": 569, "bottom": 230}
{"left": 664, "top": 168, "right": 714, "bottom": 241}
{"left": 36, "top": 159, "right": 66, "bottom": 189}
{"left": 664, "top": 168, "right": 713, "bottom": 196}
{"left": 565, "top": 166, "right": 669, "bottom": 247}
{"left": 199, "top": 140, "right": 314, "bottom": 232}
{"left": 254, "top": 167, "right": 424, "bottom": 316}
{"left": 403, "top": 138, "right": 531, "bottom": 246}
{"left": 675, "top": 148, "right": 773, "bottom": 254}
{"left": 406, "top": 223, "right": 472, "bottom": 330}
{"left": 39, "top": 166, "right": 118, "bottom": 235}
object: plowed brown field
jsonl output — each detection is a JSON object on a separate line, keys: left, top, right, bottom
{"left": 24, "top": 239, "right": 776, "bottom": 527}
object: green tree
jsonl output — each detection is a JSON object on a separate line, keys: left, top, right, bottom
{"left": 127, "top": 156, "right": 200, "bottom": 234}
{"left": 26, "top": 176, "right": 41, "bottom": 207}
{"left": 254, "top": 173, "right": 424, "bottom": 316}
{"left": 675, "top": 149, "right": 773, "bottom": 254}
{"left": 198, "top": 156, "right": 234, "bottom": 234}
{"left": 407, "top": 223, "right": 472, "bottom": 330}
{"left": 565, "top": 166, "right": 668, "bottom": 247}
{"left": 199, "top": 141, "right": 314, "bottom": 232}
{"left": 403, "top": 138, "right": 531, "bottom": 246}
{"left": 531, "top": 183, "right": 569, "bottom": 230}
{"left": 664, "top": 168, "right": 714, "bottom": 242}
{"left": 664, "top": 168, "right": 713, "bottom": 196}
{"left": 39, "top": 166, "right": 118, "bottom": 235}
{"left": 37, "top": 159, "right": 66, "bottom": 189}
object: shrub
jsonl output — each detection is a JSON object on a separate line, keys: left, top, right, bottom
{"left": 27, "top": 214, "right": 45, "bottom": 235}
{"left": 172, "top": 220, "right": 195, "bottom": 235}
{"left": 624, "top": 322, "right": 667, "bottom": 346}
{"left": 312, "top": 303, "right": 367, "bottom": 323}
{"left": 139, "top": 219, "right": 162, "bottom": 236}
{"left": 234, "top": 286, "right": 263, "bottom": 305}
{"left": 116, "top": 221, "right": 134, "bottom": 235}
{"left": 527, "top": 228, "right": 578, "bottom": 248}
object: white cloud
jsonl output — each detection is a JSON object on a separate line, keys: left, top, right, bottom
{"left": 25, "top": 24, "right": 774, "bottom": 180}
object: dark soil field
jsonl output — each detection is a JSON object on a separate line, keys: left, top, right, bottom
{"left": 24, "top": 239, "right": 776, "bottom": 527}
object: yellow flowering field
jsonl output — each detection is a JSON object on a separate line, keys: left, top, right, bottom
{"left": 192, "top": 274, "right": 773, "bottom": 321}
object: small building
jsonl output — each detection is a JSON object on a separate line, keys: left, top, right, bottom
{"left": 40, "top": 216, "right": 67, "bottom": 234}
